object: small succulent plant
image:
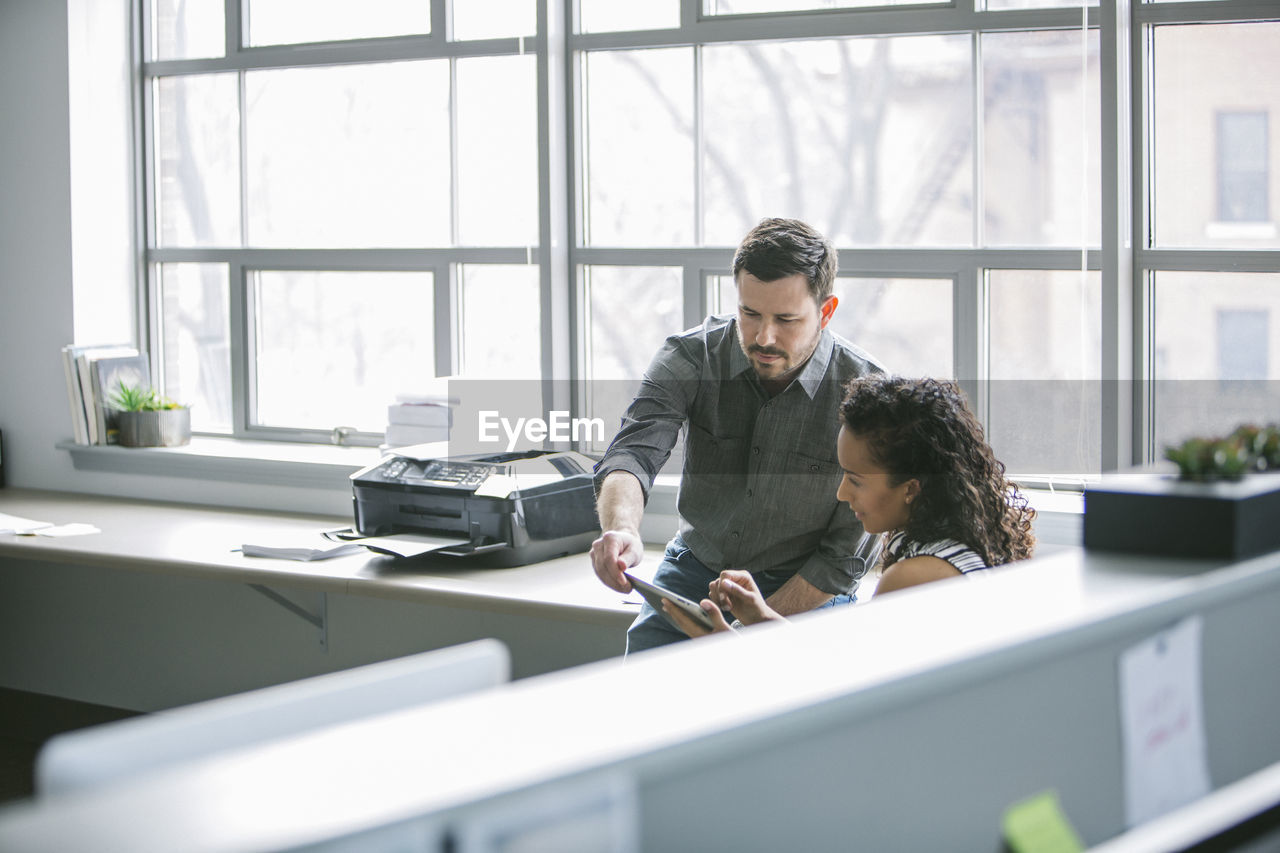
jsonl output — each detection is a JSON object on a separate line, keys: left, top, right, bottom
{"left": 107, "top": 380, "right": 185, "bottom": 412}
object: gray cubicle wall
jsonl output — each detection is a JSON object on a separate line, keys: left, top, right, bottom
{"left": 430, "top": 551, "right": 1280, "bottom": 852}
{"left": 1, "top": 549, "right": 1277, "bottom": 851}
{"left": 628, "top": 560, "right": 1280, "bottom": 850}
{"left": 0, "top": 555, "right": 627, "bottom": 711}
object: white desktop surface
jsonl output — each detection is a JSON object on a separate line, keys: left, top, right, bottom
{"left": 1, "top": 539, "right": 1270, "bottom": 852}
{"left": 0, "top": 489, "right": 640, "bottom": 624}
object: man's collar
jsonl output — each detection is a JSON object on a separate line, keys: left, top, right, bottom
{"left": 793, "top": 328, "right": 835, "bottom": 399}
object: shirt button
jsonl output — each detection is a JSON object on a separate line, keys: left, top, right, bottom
{"left": 808, "top": 464, "right": 819, "bottom": 472}
{"left": 731, "top": 532, "right": 740, "bottom": 540}
{"left": 746, "top": 489, "right": 753, "bottom": 498}
{"left": 752, "top": 446, "right": 760, "bottom": 455}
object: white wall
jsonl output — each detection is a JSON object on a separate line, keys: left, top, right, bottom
{"left": 0, "top": 0, "right": 78, "bottom": 491}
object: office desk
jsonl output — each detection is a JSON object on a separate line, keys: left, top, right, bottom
{"left": 0, "top": 489, "right": 641, "bottom": 709}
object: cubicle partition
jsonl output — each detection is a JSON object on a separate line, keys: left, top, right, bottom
{"left": 0, "top": 546, "right": 1277, "bottom": 851}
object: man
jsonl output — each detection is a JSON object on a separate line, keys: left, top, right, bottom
{"left": 590, "top": 217, "right": 886, "bottom": 653}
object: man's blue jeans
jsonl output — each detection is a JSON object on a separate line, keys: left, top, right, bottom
{"left": 625, "top": 535, "right": 856, "bottom": 655}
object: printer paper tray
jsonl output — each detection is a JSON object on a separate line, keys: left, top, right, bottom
{"left": 346, "top": 532, "right": 471, "bottom": 559}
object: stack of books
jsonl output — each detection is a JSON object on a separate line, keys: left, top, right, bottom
{"left": 381, "top": 379, "right": 459, "bottom": 452}
{"left": 60, "top": 344, "right": 151, "bottom": 445}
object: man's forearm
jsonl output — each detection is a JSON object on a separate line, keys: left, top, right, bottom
{"left": 763, "top": 573, "right": 834, "bottom": 617}
{"left": 596, "top": 470, "right": 646, "bottom": 535}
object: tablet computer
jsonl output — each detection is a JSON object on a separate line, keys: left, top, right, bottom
{"left": 624, "top": 572, "right": 716, "bottom": 631}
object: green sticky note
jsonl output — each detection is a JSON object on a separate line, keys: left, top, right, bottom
{"left": 1002, "top": 790, "right": 1084, "bottom": 853}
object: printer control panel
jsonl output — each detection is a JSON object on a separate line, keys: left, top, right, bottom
{"left": 378, "top": 457, "right": 492, "bottom": 490}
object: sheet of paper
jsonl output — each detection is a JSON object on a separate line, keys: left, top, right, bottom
{"left": 357, "top": 532, "right": 470, "bottom": 559}
{"left": 0, "top": 512, "right": 55, "bottom": 535}
{"left": 32, "top": 523, "right": 100, "bottom": 537}
{"left": 1002, "top": 790, "right": 1083, "bottom": 853}
{"left": 1119, "top": 614, "right": 1211, "bottom": 828}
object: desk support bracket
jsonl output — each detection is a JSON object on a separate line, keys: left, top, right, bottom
{"left": 248, "top": 584, "right": 328, "bottom": 651}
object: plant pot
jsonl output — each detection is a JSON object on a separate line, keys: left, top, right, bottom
{"left": 116, "top": 408, "right": 191, "bottom": 447}
{"left": 1084, "top": 467, "right": 1280, "bottom": 560}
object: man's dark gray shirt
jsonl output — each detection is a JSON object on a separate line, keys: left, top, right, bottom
{"left": 593, "top": 314, "right": 886, "bottom": 595}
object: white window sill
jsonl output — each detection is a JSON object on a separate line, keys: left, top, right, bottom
{"left": 58, "top": 436, "right": 381, "bottom": 490}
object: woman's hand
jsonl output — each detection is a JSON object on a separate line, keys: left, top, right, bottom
{"left": 662, "top": 598, "right": 734, "bottom": 638}
{"left": 709, "top": 570, "right": 785, "bottom": 626}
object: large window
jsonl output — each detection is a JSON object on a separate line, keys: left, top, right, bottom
{"left": 139, "top": 0, "right": 1280, "bottom": 481}
{"left": 145, "top": 0, "right": 538, "bottom": 444}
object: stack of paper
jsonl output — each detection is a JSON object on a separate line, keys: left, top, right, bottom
{"left": 382, "top": 378, "right": 459, "bottom": 451}
{"left": 240, "top": 534, "right": 367, "bottom": 562}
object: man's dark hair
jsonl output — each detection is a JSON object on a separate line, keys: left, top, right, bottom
{"left": 732, "top": 218, "right": 838, "bottom": 303}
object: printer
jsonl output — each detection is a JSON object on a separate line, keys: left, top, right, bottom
{"left": 351, "top": 449, "right": 601, "bottom": 567}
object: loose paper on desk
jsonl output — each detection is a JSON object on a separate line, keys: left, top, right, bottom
{"left": 33, "top": 523, "right": 100, "bottom": 537}
{"left": 1119, "top": 614, "right": 1211, "bottom": 828}
{"left": 241, "top": 534, "right": 367, "bottom": 562}
{"left": 0, "top": 513, "right": 54, "bottom": 535}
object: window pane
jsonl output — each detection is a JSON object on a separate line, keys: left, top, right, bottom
{"left": 983, "top": 30, "right": 1100, "bottom": 247}
{"left": 150, "top": 0, "right": 224, "bottom": 60}
{"left": 457, "top": 56, "right": 538, "bottom": 246}
{"left": 155, "top": 74, "right": 240, "bottom": 247}
{"left": 159, "top": 263, "right": 232, "bottom": 434}
{"left": 578, "top": 1, "right": 679, "bottom": 34}
{"left": 583, "top": 49, "right": 695, "bottom": 246}
{"left": 585, "top": 266, "right": 683, "bottom": 380}
{"left": 712, "top": 274, "right": 952, "bottom": 376}
{"left": 831, "top": 278, "right": 953, "bottom": 378}
{"left": 984, "top": 0, "right": 1096, "bottom": 12}
{"left": 461, "top": 265, "right": 542, "bottom": 379}
{"left": 1153, "top": 23, "right": 1280, "bottom": 248}
{"left": 245, "top": 62, "right": 450, "bottom": 248}
{"left": 1216, "top": 112, "right": 1269, "bottom": 223}
{"left": 253, "top": 271, "right": 436, "bottom": 431}
{"left": 1152, "top": 272, "right": 1280, "bottom": 453}
{"left": 584, "top": 266, "right": 684, "bottom": 459}
{"left": 988, "top": 270, "right": 1101, "bottom": 476}
{"left": 706, "top": 0, "right": 935, "bottom": 11}
{"left": 702, "top": 36, "right": 972, "bottom": 247}
{"left": 453, "top": 0, "right": 535, "bottom": 40}
{"left": 246, "top": 0, "right": 429, "bottom": 46}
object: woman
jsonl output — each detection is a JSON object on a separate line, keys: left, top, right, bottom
{"left": 663, "top": 376, "right": 1036, "bottom": 635}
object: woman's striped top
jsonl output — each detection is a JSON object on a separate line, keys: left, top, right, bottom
{"left": 885, "top": 531, "right": 990, "bottom": 576}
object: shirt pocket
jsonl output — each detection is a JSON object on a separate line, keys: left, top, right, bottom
{"left": 775, "top": 449, "right": 842, "bottom": 524}
{"left": 685, "top": 422, "right": 747, "bottom": 479}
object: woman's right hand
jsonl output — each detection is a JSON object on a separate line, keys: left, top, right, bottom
{"left": 709, "top": 570, "right": 783, "bottom": 626}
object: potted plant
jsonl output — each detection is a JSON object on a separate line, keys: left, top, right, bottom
{"left": 107, "top": 381, "right": 191, "bottom": 447}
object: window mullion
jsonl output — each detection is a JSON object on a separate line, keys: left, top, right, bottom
{"left": 229, "top": 260, "right": 250, "bottom": 438}
{"left": 1099, "top": 0, "right": 1136, "bottom": 472}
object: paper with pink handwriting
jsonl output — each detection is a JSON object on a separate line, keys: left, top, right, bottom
{"left": 1119, "top": 615, "right": 1211, "bottom": 827}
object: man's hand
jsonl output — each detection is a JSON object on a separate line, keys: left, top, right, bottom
{"left": 709, "top": 570, "right": 784, "bottom": 626}
{"left": 592, "top": 471, "right": 646, "bottom": 593}
{"left": 663, "top": 598, "right": 734, "bottom": 638}
{"left": 590, "top": 529, "right": 645, "bottom": 593}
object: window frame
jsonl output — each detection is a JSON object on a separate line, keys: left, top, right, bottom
{"left": 131, "top": 0, "right": 1280, "bottom": 481}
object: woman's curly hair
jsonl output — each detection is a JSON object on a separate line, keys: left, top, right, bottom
{"left": 839, "top": 376, "right": 1036, "bottom": 570}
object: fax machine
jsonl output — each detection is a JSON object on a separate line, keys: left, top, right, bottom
{"left": 351, "top": 449, "right": 600, "bottom": 567}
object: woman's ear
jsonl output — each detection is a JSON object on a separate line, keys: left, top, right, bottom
{"left": 903, "top": 478, "right": 922, "bottom": 504}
